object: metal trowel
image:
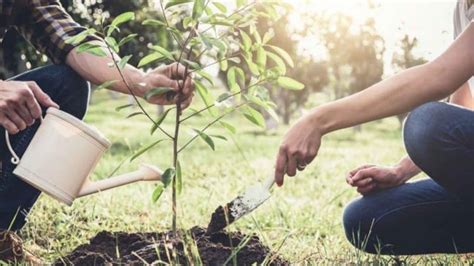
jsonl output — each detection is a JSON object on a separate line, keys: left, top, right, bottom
{"left": 206, "top": 174, "right": 275, "bottom": 234}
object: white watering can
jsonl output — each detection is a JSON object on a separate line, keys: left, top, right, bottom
{"left": 4, "top": 108, "right": 162, "bottom": 206}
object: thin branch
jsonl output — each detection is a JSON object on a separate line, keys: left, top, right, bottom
{"left": 178, "top": 103, "right": 245, "bottom": 153}
{"left": 159, "top": 0, "right": 184, "bottom": 49}
{"left": 100, "top": 24, "right": 174, "bottom": 140}
{"left": 180, "top": 79, "right": 265, "bottom": 123}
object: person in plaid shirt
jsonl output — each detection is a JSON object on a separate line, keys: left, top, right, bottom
{"left": 0, "top": 0, "right": 194, "bottom": 235}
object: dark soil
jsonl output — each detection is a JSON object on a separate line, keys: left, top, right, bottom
{"left": 54, "top": 226, "right": 288, "bottom": 265}
{"left": 207, "top": 202, "right": 236, "bottom": 234}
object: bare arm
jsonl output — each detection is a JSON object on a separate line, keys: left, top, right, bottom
{"left": 65, "top": 41, "right": 193, "bottom": 108}
{"left": 274, "top": 22, "right": 474, "bottom": 185}
{"left": 315, "top": 23, "right": 474, "bottom": 134}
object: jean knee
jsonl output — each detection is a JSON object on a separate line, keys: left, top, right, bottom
{"left": 57, "top": 65, "right": 90, "bottom": 119}
{"left": 403, "top": 102, "right": 446, "bottom": 168}
{"left": 343, "top": 199, "right": 379, "bottom": 254}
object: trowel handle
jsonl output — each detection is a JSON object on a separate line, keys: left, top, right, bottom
{"left": 263, "top": 175, "right": 275, "bottom": 190}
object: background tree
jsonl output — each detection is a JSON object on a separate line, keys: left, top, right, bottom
{"left": 392, "top": 34, "right": 427, "bottom": 125}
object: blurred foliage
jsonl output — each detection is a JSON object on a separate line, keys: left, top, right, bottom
{"left": 1, "top": 0, "right": 426, "bottom": 128}
{"left": 0, "top": 0, "right": 174, "bottom": 78}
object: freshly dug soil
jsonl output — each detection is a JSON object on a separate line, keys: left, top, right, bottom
{"left": 54, "top": 227, "right": 287, "bottom": 265}
{"left": 207, "top": 203, "right": 236, "bottom": 234}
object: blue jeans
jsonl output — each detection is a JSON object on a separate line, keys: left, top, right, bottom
{"left": 0, "top": 65, "right": 90, "bottom": 230}
{"left": 343, "top": 102, "right": 474, "bottom": 255}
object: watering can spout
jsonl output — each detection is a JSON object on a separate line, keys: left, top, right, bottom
{"left": 77, "top": 164, "right": 162, "bottom": 197}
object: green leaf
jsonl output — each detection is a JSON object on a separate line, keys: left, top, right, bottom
{"left": 118, "top": 55, "right": 132, "bottom": 70}
{"left": 161, "top": 168, "right": 176, "bottom": 187}
{"left": 182, "top": 59, "right": 200, "bottom": 70}
{"left": 118, "top": 33, "right": 138, "bottom": 47}
{"left": 95, "top": 80, "right": 117, "bottom": 91}
{"left": 127, "top": 112, "right": 144, "bottom": 118}
{"left": 267, "top": 51, "right": 286, "bottom": 74}
{"left": 211, "top": 134, "right": 227, "bottom": 141}
{"left": 192, "top": 0, "right": 205, "bottom": 19}
{"left": 243, "top": 106, "right": 265, "bottom": 128}
{"left": 236, "top": 0, "right": 245, "bottom": 7}
{"left": 111, "top": 12, "right": 135, "bottom": 28}
{"left": 277, "top": 76, "right": 305, "bottom": 90}
{"left": 65, "top": 29, "right": 96, "bottom": 45}
{"left": 150, "top": 108, "right": 174, "bottom": 135}
{"left": 219, "top": 59, "right": 228, "bottom": 71}
{"left": 150, "top": 45, "right": 174, "bottom": 60}
{"left": 213, "top": 2, "right": 227, "bottom": 12}
{"left": 165, "top": 0, "right": 193, "bottom": 9}
{"left": 106, "top": 25, "right": 120, "bottom": 37}
{"left": 130, "top": 139, "right": 166, "bottom": 162}
{"left": 76, "top": 43, "right": 107, "bottom": 57}
{"left": 227, "top": 67, "right": 239, "bottom": 94}
{"left": 176, "top": 160, "right": 182, "bottom": 194}
{"left": 266, "top": 45, "right": 294, "bottom": 68}
{"left": 262, "top": 31, "right": 274, "bottom": 44}
{"left": 256, "top": 46, "right": 267, "bottom": 69}
{"left": 253, "top": 30, "right": 262, "bottom": 44}
{"left": 142, "top": 19, "right": 166, "bottom": 27}
{"left": 240, "top": 30, "right": 252, "bottom": 51}
{"left": 195, "top": 80, "right": 216, "bottom": 115}
{"left": 152, "top": 184, "right": 165, "bottom": 202}
{"left": 115, "top": 103, "right": 133, "bottom": 112}
{"left": 244, "top": 57, "right": 259, "bottom": 76}
{"left": 138, "top": 53, "right": 164, "bottom": 68}
{"left": 217, "top": 92, "right": 232, "bottom": 103}
{"left": 183, "top": 16, "right": 194, "bottom": 28}
{"left": 193, "top": 129, "right": 215, "bottom": 150}
{"left": 144, "top": 87, "right": 174, "bottom": 101}
{"left": 105, "top": 37, "right": 119, "bottom": 53}
{"left": 219, "top": 121, "right": 236, "bottom": 134}
{"left": 196, "top": 70, "right": 214, "bottom": 86}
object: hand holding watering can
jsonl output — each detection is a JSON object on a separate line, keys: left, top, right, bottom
{"left": 4, "top": 108, "right": 162, "bottom": 206}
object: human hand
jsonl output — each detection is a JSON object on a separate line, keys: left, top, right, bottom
{"left": 346, "top": 164, "right": 407, "bottom": 195}
{"left": 139, "top": 63, "right": 194, "bottom": 109}
{"left": 0, "top": 80, "right": 58, "bottom": 134}
{"left": 274, "top": 113, "right": 323, "bottom": 186}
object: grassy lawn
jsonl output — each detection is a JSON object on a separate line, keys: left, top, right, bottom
{"left": 20, "top": 91, "right": 473, "bottom": 264}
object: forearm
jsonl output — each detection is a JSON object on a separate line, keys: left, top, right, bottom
{"left": 312, "top": 23, "right": 474, "bottom": 135}
{"left": 394, "top": 156, "right": 421, "bottom": 182}
{"left": 65, "top": 41, "right": 147, "bottom": 97}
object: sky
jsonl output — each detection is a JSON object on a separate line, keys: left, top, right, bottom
{"left": 286, "top": 0, "right": 458, "bottom": 75}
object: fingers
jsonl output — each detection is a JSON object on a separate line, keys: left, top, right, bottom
{"left": 357, "top": 183, "right": 377, "bottom": 195}
{"left": 350, "top": 167, "right": 377, "bottom": 183}
{"left": 28, "top": 82, "right": 59, "bottom": 109}
{"left": 180, "top": 93, "right": 194, "bottom": 110}
{"left": 16, "top": 104, "right": 34, "bottom": 126}
{"left": 0, "top": 114, "right": 19, "bottom": 134}
{"left": 169, "top": 62, "right": 187, "bottom": 80}
{"left": 274, "top": 147, "right": 287, "bottom": 187}
{"left": 349, "top": 164, "right": 374, "bottom": 177}
{"left": 6, "top": 110, "right": 26, "bottom": 132}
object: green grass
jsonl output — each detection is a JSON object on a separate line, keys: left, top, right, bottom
{"left": 19, "top": 91, "right": 474, "bottom": 264}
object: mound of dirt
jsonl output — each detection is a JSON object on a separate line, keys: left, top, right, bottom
{"left": 54, "top": 227, "right": 288, "bottom": 265}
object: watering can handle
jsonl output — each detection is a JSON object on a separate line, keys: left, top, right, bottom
{"left": 4, "top": 115, "right": 44, "bottom": 165}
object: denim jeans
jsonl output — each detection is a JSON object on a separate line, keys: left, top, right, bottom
{"left": 0, "top": 65, "right": 90, "bottom": 230}
{"left": 343, "top": 102, "right": 474, "bottom": 255}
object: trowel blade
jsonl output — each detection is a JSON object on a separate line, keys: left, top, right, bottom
{"left": 207, "top": 183, "right": 272, "bottom": 234}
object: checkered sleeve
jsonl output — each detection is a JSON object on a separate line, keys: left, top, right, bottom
{"left": 15, "top": 0, "right": 101, "bottom": 64}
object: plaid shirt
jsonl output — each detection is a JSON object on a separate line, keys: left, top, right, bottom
{"left": 1, "top": 0, "right": 99, "bottom": 64}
